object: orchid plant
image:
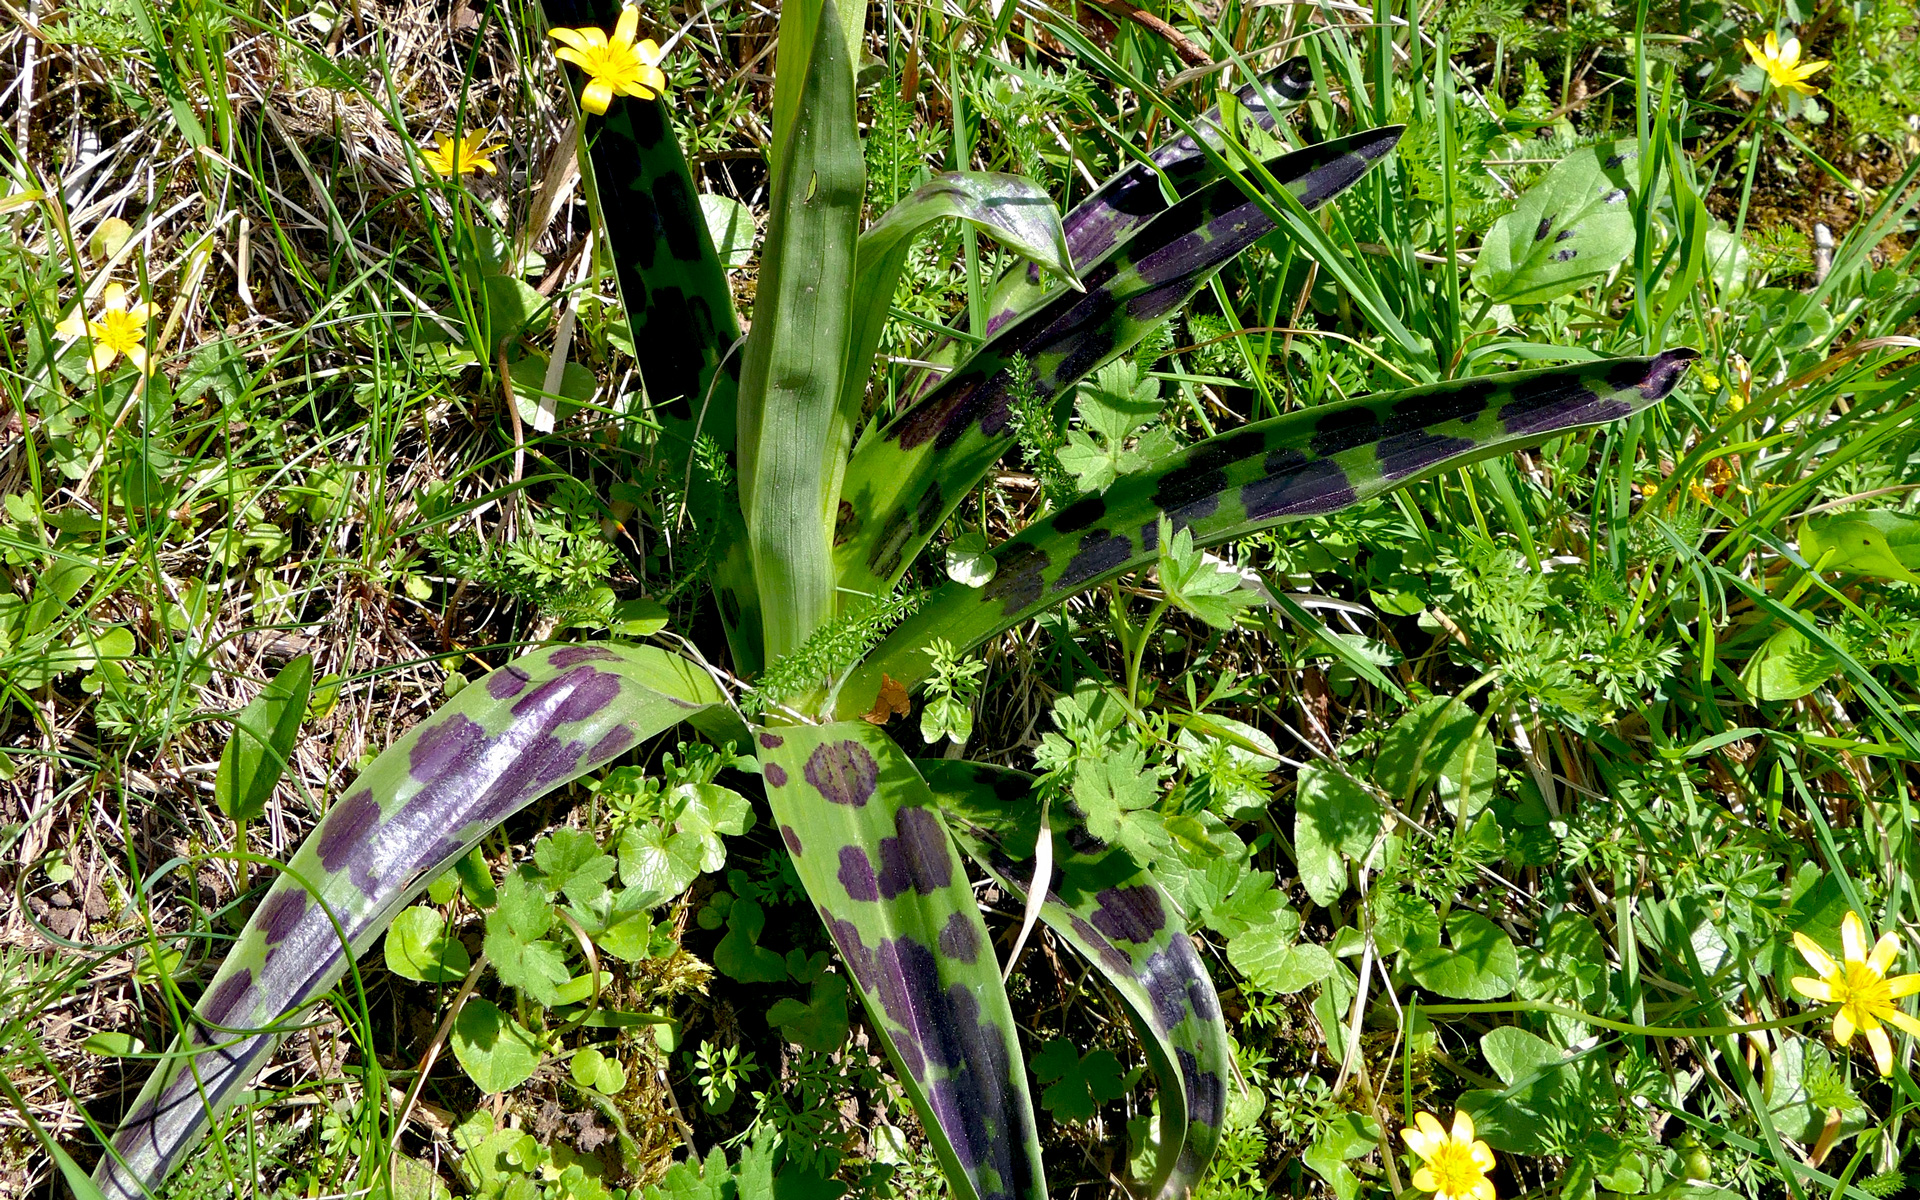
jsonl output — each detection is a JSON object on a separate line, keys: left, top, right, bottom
{"left": 91, "top": 2, "right": 1693, "bottom": 1197}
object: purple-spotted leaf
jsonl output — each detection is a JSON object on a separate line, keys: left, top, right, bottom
{"left": 833, "top": 128, "right": 1404, "bottom": 609}
{"left": 841, "top": 351, "right": 1696, "bottom": 711}
{"left": 840, "top": 171, "right": 1077, "bottom": 439}
{"left": 757, "top": 723, "right": 1043, "bottom": 1200}
{"left": 902, "top": 57, "right": 1315, "bottom": 395}
{"left": 918, "top": 760, "right": 1232, "bottom": 1200}
{"left": 1471, "top": 141, "right": 1645, "bottom": 306}
{"left": 93, "top": 643, "right": 731, "bottom": 1200}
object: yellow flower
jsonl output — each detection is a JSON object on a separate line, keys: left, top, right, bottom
{"left": 1402, "top": 1109, "right": 1497, "bottom": 1200}
{"left": 1792, "top": 911, "right": 1920, "bottom": 1075}
{"left": 55, "top": 282, "right": 159, "bottom": 374}
{"left": 1742, "top": 31, "right": 1829, "bottom": 97}
{"left": 420, "top": 130, "right": 505, "bottom": 177}
{"left": 549, "top": 6, "right": 667, "bottom": 116}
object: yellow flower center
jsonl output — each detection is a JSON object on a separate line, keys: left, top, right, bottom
{"left": 1428, "top": 1140, "right": 1486, "bottom": 1198}
{"left": 92, "top": 309, "right": 147, "bottom": 355}
{"left": 1833, "top": 961, "right": 1895, "bottom": 1023}
{"left": 576, "top": 41, "right": 648, "bottom": 90}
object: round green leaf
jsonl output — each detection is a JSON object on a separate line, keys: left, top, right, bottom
{"left": 1409, "top": 911, "right": 1518, "bottom": 1000}
{"left": 385, "top": 905, "right": 472, "bottom": 983}
{"left": 451, "top": 998, "right": 542, "bottom": 1094}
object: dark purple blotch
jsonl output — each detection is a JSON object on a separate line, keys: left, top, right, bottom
{"left": 758, "top": 731, "right": 784, "bottom": 749}
{"left": 316, "top": 790, "right": 379, "bottom": 872}
{"left": 781, "top": 824, "right": 804, "bottom": 855}
{"left": 1090, "top": 885, "right": 1167, "bottom": 944}
{"left": 1177, "top": 1046, "right": 1226, "bottom": 1126}
{"left": 409, "top": 714, "right": 487, "bottom": 781}
{"left": 1054, "top": 530, "right": 1132, "bottom": 592}
{"left": 1533, "top": 217, "right": 1552, "bottom": 241}
{"left": 804, "top": 740, "right": 878, "bottom": 807}
{"left": 1553, "top": 247, "right": 1578, "bottom": 262}
{"left": 258, "top": 888, "right": 308, "bottom": 945}
{"left": 982, "top": 543, "right": 1049, "bottom": 614}
{"left": 1376, "top": 431, "right": 1476, "bottom": 482}
{"left": 764, "top": 763, "right": 789, "bottom": 788}
{"left": 872, "top": 807, "right": 954, "bottom": 898}
{"left": 548, "top": 645, "right": 619, "bottom": 667}
{"left": 1071, "top": 913, "right": 1135, "bottom": 975}
{"left": 588, "top": 724, "right": 635, "bottom": 762}
{"left": 1141, "top": 948, "right": 1191, "bottom": 1031}
{"left": 201, "top": 970, "right": 256, "bottom": 1026}
{"left": 486, "top": 665, "right": 532, "bottom": 699}
{"left": 819, "top": 907, "right": 876, "bottom": 991}
{"left": 1241, "top": 451, "right": 1357, "bottom": 519}
{"left": 511, "top": 665, "right": 622, "bottom": 725}
{"left": 839, "top": 845, "right": 881, "bottom": 902}
{"left": 938, "top": 911, "right": 981, "bottom": 964}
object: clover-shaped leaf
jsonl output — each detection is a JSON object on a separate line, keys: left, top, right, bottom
{"left": 618, "top": 782, "right": 755, "bottom": 905}
{"left": 714, "top": 896, "right": 786, "bottom": 983}
{"left": 766, "top": 971, "right": 850, "bottom": 1052}
{"left": 1030, "top": 1038, "right": 1127, "bottom": 1123}
{"left": 533, "top": 828, "right": 616, "bottom": 905}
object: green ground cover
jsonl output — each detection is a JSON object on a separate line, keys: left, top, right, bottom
{"left": 2, "top": 0, "right": 1920, "bottom": 1198}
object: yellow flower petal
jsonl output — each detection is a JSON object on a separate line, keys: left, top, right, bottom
{"left": 1451, "top": 1110, "right": 1476, "bottom": 1144}
{"left": 55, "top": 309, "right": 89, "bottom": 339}
{"left": 1869, "top": 932, "right": 1903, "bottom": 975}
{"left": 1469, "top": 1178, "right": 1497, "bottom": 1200}
{"left": 124, "top": 344, "right": 150, "bottom": 373}
{"left": 1416, "top": 1111, "right": 1447, "bottom": 1143}
{"left": 581, "top": 79, "right": 613, "bottom": 115}
{"left": 1887, "top": 973, "right": 1920, "bottom": 999}
{"left": 612, "top": 4, "right": 638, "bottom": 47}
{"left": 88, "top": 342, "right": 119, "bottom": 372}
{"left": 1842, "top": 912, "right": 1868, "bottom": 964}
{"left": 1885, "top": 1008, "right": 1920, "bottom": 1037}
{"left": 1413, "top": 1167, "right": 1439, "bottom": 1192}
{"left": 1403, "top": 1127, "right": 1436, "bottom": 1160}
{"left": 1867, "top": 1024, "right": 1894, "bottom": 1075}
{"left": 636, "top": 37, "right": 662, "bottom": 65}
{"left": 1834, "top": 1007, "right": 1856, "bottom": 1045}
{"left": 636, "top": 63, "right": 666, "bottom": 96}
{"left": 101, "top": 281, "right": 129, "bottom": 310}
{"left": 1471, "top": 1142, "right": 1497, "bottom": 1171}
{"left": 549, "top": 26, "right": 592, "bottom": 52}
{"left": 129, "top": 301, "right": 160, "bottom": 322}
{"left": 1794, "top": 932, "right": 1837, "bottom": 978}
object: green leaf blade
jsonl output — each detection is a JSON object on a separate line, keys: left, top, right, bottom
{"left": 95, "top": 643, "right": 728, "bottom": 1200}
{"left": 215, "top": 653, "right": 312, "bottom": 823}
{"left": 758, "top": 725, "right": 1045, "bottom": 1200}
{"left": 841, "top": 352, "right": 1695, "bottom": 711}
{"left": 736, "top": 0, "right": 865, "bottom": 661}
{"left": 920, "top": 760, "right": 1231, "bottom": 1200}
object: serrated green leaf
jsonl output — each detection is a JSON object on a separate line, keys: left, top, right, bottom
{"left": 1031, "top": 1040, "right": 1126, "bottom": 1123}
{"left": 1293, "top": 764, "right": 1382, "bottom": 908}
{"left": 533, "top": 829, "right": 616, "bottom": 905}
